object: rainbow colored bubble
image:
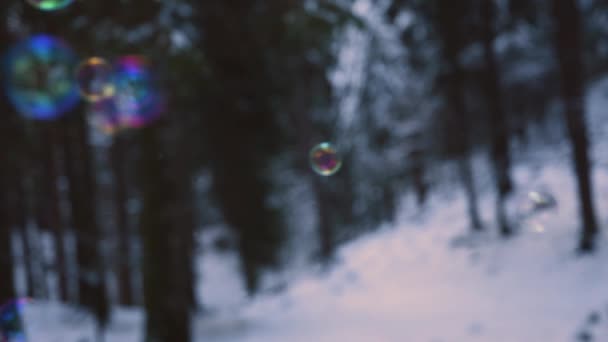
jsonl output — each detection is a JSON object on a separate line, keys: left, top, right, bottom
{"left": 3, "top": 34, "right": 79, "bottom": 120}
{"left": 0, "top": 298, "right": 31, "bottom": 341}
{"left": 111, "top": 55, "right": 165, "bottom": 129}
{"left": 26, "top": 0, "right": 74, "bottom": 11}
{"left": 310, "top": 142, "right": 342, "bottom": 176}
{"left": 75, "top": 57, "right": 115, "bottom": 102}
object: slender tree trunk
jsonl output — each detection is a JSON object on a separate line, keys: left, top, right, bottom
{"left": 60, "top": 108, "right": 109, "bottom": 329}
{"left": 0, "top": 198, "right": 23, "bottom": 341}
{"left": 438, "top": 0, "right": 483, "bottom": 231}
{"left": 139, "top": 123, "right": 191, "bottom": 342}
{"left": 481, "top": 0, "right": 513, "bottom": 237}
{"left": 0, "top": 23, "right": 25, "bottom": 333}
{"left": 110, "top": 135, "right": 134, "bottom": 306}
{"left": 552, "top": 0, "right": 599, "bottom": 252}
{"left": 32, "top": 123, "right": 70, "bottom": 301}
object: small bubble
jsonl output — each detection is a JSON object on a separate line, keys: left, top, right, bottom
{"left": 75, "top": 57, "right": 115, "bottom": 102}
{"left": 26, "top": 0, "right": 74, "bottom": 11}
{"left": 309, "top": 142, "right": 342, "bottom": 176}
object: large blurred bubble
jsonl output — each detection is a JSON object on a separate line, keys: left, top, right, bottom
{"left": 0, "top": 298, "right": 31, "bottom": 341}
{"left": 26, "top": 0, "right": 74, "bottom": 11}
{"left": 3, "top": 34, "right": 79, "bottom": 120}
{"left": 111, "top": 55, "right": 165, "bottom": 129}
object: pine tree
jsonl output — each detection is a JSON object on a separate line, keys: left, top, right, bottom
{"left": 436, "top": 0, "right": 483, "bottom": 231}
{"left": 551, "top": 0, "right": 599, "bottom": 252}
{"left": 60, "top": 107, "right": 109, "bottom": 336}
{"left": 480, "top": 0, "right": 514, "bottom": 236}
{"left": 138, "top": 122, "right": 191, "bottom": 342}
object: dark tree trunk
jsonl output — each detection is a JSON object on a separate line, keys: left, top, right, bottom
{"left": 0, "top": 21, "right": 25, "bottom": 335}
{"left": 139, "top": 123, "right": 191, "bottom": 342}
{"left": 552, "top": 0, "right": 599, "bottom": 252}
{"left": 60, "top": 108, "right": 109, "bottom": 329}
{"left": 437, "top": 0, "right": 483, "bottom": 231}
{"left": 40, "top": 124, "right": 69, "bottom": 301}
{"left": 0, "top": 191, "right": 24, "bottom": 341}
{"left": 481, "top": 0, "right": 514, "bottom": 237}
{"left": 110, "top": 135, "right": 134, "bottom": 306}
{"left": 199, "top": 2, "right": 286, "bottom": 294}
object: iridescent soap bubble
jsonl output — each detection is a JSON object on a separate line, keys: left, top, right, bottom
{"left": 310, "top": 142, "right": 342, "bottom": 176}
{"left": 3, "top": 34, "right": 79, "bottom": 120}
{"left": 112, "top": 55, "right": 165, "bottom": 128}
{"left": 26, "top": 0, "right": 74, "bottom": 11}
{"left": 0, "top": 298, "right": 31, "bottom": 341}
{"left": 75, "top": 57, "right": 115, "bottom": 102}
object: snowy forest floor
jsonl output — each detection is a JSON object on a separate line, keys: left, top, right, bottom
{"left": 20, "top": 79, "right": 608, "bottom": 341}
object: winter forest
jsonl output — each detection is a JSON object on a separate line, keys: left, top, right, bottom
{"left": 1, "top": 0, "right": 608, "bottom": 341}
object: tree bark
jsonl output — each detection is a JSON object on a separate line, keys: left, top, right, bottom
{"left": 481, "top": 0, "right": 514, "bottom": 236}
{"left": 60, "top": 108, "right": 109, "bottom": 329}
{"left": 437, "top": 0, "right": 483, "bottom": 231}
{"left": 110, "top": 135, "right": 135, "bottom": 306}
{"left": 139, "top": 123, "right": 191, "bottom": 342}
{"left": 552, "top": 0, "right": 599, "bottom": 252}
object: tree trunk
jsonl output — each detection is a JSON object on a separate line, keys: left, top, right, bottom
{"left": 438, "top": 0, "right": 483, "bottom": 231}
{"left": 110, "top": 135, "right": 134, "bottom": 306}
{"left": 139, "top": 123, "right": 191, "bottom": 342}
{"left": 0, "top": 23, "right": 25, "bottom": 334}
{"left": 60, "top": 108, "right": 109, "bottom": 329}
{"left": 481, "top": 0, "right": 513, "bottom": 237}
{"left": 552, "top": 0, "right": 599, "bottom": 252}
{"left": 32, "top": 122, "right": 70, "bottom": 301}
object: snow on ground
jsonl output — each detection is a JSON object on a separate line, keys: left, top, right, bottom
{"left": 17, "top": 82, "right": 608, "bottom": 342}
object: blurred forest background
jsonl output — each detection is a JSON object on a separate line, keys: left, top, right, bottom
{"left": 1, "top": 0, "right": 607, "bottom": 341}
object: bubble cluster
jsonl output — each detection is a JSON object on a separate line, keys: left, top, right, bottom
{"left": 26, "top": 0, "right": 74, "bottom": 11}
{"left": 75, "top": 57, "right": 115, "bottom": 102}
{"left": 111, "top": 55, "right": 165, "bottom": 129}
{"left": 310, "top": 142, "right": 342, "bottom": 176}
{"left": 0, "top": 298, "right": 30, "bottom": 341}
{"left": 3, "top": 34, "right": 79, "bottom": 120}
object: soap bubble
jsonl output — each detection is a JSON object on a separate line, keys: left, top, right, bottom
{"left": 0, "top": 298, "right": 31, "bottom": 341}
{"left": 26, "top": 0, "right": 74, "bottom": 11}
{"left": 310, "top": 142, "right": 342, "bottom": 176}
{"left": 112, "top": 55, "right": 165, "bottom": 128}
{"left": 75, "top": 57, "right": 115, "bottom": 102}
{"left": 3, "top": 34, "right": 79, "bottom": 120}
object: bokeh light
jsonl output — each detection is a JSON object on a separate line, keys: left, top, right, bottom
{"left": 3, "top": 34, "right": 79, "bottom": 120}
{"left": 310, "top": 142, "right": 342, "bottom": 176}
{"left": 0, "top": 298, "right": 31, "bottom": 341}
{"left": 517, "top": 189, "right": 557, "bottom": 234}
{"left": 520, "top": 190, "right": 557, "bottom": 215}
{"left": 89, "top": 97, "right": 124, "bottom": 135}
{"left": 26, "top": 0, "right": 74, "bottom": 11}
{"left": 75, "top": 57, "right": 115, "bottom": 102}
{"left": 111, "top": 55, "right": 165, "bottom": 129}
